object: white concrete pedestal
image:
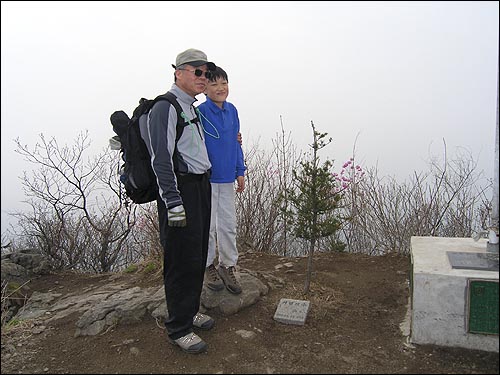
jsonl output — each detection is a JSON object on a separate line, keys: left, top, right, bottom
{"left": 410, "top": 236, "right": 499, "bottom": 352}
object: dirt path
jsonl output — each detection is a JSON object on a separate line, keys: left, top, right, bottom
{"left": 1, "top": 251, "right": 498, "bottom": 374}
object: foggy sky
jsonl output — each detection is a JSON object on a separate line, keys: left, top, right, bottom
{"left": 1, "top": 1, "right": 498, "bottom": 235}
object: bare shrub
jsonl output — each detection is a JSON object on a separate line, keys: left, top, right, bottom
{"left": 237, "top": 131, "right": 490, "bottom": 258}
{"left": 236, "top": 120, "right": 302, "bottom": 256}
{"left": 337, "top": 142, "right": 491, "bottom": 255}
{"left": 236, "top": 140, "right": 282, "bottom": 253}
{"left": 11, "top": 131, "right": 139, "bottom": 272}
{"left": 5, "top": 125, "right": 491, "bottom": 272}
{"left": 127, "top": 203, "right": 163, "bottom": 263}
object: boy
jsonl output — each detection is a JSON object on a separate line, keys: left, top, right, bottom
{"left": 197, "top": 66, "right": 246, "bottom": 294}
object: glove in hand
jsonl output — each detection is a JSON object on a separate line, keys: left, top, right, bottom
{"left": 168, "top": 205, "right": 186, "bottom": 227}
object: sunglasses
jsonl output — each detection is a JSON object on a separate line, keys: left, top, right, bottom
{"left": 178, "top": 68, "right": 212, "bottom": 79}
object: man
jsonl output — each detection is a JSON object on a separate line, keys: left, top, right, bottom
{"left": 139, "top": 48, "right": 215, "bottom": 354}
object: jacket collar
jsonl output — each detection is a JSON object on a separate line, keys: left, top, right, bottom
{"left": 170, "top": 84, "right": 197, "bottom": 105}
{"left": 205, "top": 96, "right": 225, "bottom": 113}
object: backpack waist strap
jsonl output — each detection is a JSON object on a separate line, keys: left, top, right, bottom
{"left": 176, "top": 170, "right": 211, "bottom": 182}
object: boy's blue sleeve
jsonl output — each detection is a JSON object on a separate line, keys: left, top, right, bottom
{"left": 236, "top": 144, "right": 246, "bottom": 177}
{"left": 235, "top": 108, "right": 246, "bottom": 177}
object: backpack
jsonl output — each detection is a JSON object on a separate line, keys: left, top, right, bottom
{"left": 110, "top": 92, "right": 193, "bottom": 204}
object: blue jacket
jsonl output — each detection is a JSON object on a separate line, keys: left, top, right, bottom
{"left": 197, "top": 97, "right": 246, "bottom": 183}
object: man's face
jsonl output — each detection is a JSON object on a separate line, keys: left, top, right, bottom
{"left": 175, "top": 64, "right": 211, "bottom": 97}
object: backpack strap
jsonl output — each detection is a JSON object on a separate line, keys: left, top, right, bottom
{"left": 151, "top": 92, "right": 199, "bottom": 172}
{"left": 152, "top": 92, "right": 198, "bottom": 143}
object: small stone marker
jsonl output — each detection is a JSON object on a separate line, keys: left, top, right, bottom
{"left": 273, "top": 298, "right": 310, "bottom": 325}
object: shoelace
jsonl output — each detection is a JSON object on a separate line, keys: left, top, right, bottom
{"left": 193, "top": 314, "right": 206, "bottom": 325}
{"left": 226, "top": 267, "right": 237, "bottom": 283}
{"left": 178, "top": 332, "right": 196, "bottom": 344}
{"left": 208, "top": 266, "right": 219, "bottom": 281}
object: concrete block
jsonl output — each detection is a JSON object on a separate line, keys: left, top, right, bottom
{"left": 410, "top": 236, "right": 499, "bottom": 352}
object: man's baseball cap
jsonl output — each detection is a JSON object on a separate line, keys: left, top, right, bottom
{"left": 172, "top": 48, "right": 216, "bottom": 71}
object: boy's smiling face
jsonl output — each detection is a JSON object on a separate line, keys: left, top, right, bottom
{"left": 205, "top": 77, "right": 229, "bottom": 107}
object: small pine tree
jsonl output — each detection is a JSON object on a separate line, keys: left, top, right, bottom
{"left": 285, "top": 121, "right": 341, "bottom": 294}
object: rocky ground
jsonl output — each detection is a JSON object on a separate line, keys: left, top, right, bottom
{"left": 1, "top": 250, "right": 499, "bottom": 374}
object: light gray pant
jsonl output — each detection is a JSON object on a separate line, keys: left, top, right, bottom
{"left": 206, "top": 182, "right": 238, "bottom": 268}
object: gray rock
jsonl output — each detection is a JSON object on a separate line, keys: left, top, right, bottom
{"left": 10, "top": 266, "right": 272, "bottom": 338}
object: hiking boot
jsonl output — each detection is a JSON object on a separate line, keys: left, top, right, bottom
{"left": 218, "top": 266, "right": 242, "bottom": 295}
{"left": 193, "top": 312, "right": 215, "bottom": 330}
{"left": 205, "top": 264, "right": 224, "bottom": 291}
{"left": 169, "top": 332, "right": 207, "bottom": 354}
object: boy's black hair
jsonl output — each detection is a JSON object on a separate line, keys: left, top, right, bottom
{"left": 209, "top": 66, "right": 228, "bottom": 82}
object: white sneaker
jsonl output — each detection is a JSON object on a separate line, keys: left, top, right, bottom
{"left": 193, "top": 312, "right": 215, "bottom": 330}
{"left": 169, "top": 332, "right": 207, "bottom": 354}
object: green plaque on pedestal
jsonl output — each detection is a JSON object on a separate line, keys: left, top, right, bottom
{"left": 468, "top": 280, "right": 499, "bottom": 335}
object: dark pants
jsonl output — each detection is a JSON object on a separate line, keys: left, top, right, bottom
{"left": 157, "top": 172, "right": 211, "bottom": 340}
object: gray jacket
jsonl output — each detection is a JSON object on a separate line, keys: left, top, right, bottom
{"left": 139, "top": 84, "right": 211, "bottom": 209}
